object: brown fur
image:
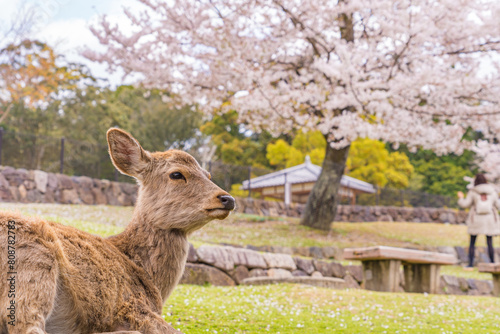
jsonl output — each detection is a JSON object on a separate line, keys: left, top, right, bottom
{"left": 0, "top": 129, "right": 234, "bottom": 334}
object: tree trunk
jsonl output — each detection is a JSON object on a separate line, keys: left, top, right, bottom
{"left": 36, "top": 144, "right": 46, "bottom": 170}
{"left": 300, "top": 143, "right": 350, "bottom": 230}
{"left": 299, "top": 6, "right": 354, "bottom": 231}
{"left": 0, "top": 103, "right": 14, "bottom": 124}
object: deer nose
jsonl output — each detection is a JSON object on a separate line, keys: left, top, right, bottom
{"left": 218, "top": 195, "right": 235, "bottom": 210}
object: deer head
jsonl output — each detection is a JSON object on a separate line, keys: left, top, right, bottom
{"left": 107, "top": 128, "right": 235, "bottom": 234}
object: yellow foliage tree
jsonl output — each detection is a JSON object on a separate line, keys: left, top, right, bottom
{"left": 0, "top": 39, "right": 86, "bottom": 124}
{"left": 200, "top": 110, "right": 271, "bottom": 168}
{"left": 346, "top": 138, "right": 414, "bottom": 189}
{"left": 266, "top": 131, "right": 326, "bottom": 168}
{"left": 266, "top": 139, "right": 304, "bottom": 169}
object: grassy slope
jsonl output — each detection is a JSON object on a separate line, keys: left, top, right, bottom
{"left": 0, "top": 203, "right": 128, "bottom": 237}
{"left": 2, "top": 202, "right": 500, "bottom": 332}
{"left": 1, "top": 202, "right": 494, "bottom": 249}
{"left": 1, "top": 203, "right": 496, "bottom": 280}
{"left": 194, "top": 214, "right": 496, "bottom": 249}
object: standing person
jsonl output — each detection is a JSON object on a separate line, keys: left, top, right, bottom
{"left": 458, "top": 174, "right": 500, "bottom": 269}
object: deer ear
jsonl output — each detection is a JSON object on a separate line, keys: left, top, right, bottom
{"left": 107, "top": 128, "right": 151, "bottom": 178}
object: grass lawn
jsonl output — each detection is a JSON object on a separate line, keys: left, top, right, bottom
{"left": 0, "top": 202, "right": 491, "bottom": 248}
{"left": 166, "top": 284, "right": 500, "bottom": 333}
{"left": 1, "top": 202, "right": 496, "bottom": 281}
{"left": 193, "top": 215, "right": 500, "bottom": 249}
{"left": 0, "top": 202, "right": 128, "bottom": 237}
{"left": 195, "top": 214, "right": 496, "bottom": 250}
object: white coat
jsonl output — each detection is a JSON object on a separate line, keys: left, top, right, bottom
{"left": 458, "top": 183, "right": 500, "bottom": 236}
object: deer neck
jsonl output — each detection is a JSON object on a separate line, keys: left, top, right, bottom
{"left": 108, "top": 209, "right": 189, "bottom": 303}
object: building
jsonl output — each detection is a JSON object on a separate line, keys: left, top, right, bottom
{"left": 241, "top": 156, "right": 375, "bottom": 206}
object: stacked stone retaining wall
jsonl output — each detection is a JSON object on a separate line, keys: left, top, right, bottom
{"left": 181, "top": 244, "right": 363, "bottom": 288}
{"left": 0, "top": 166, "right": 137, "bottom": 206}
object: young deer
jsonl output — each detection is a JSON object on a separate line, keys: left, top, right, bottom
{"left": 0, "top": 128, "right": 235, "bottom": 334}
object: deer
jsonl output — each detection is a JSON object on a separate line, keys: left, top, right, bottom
{"left": 0, "top": 128, "right": 235, "bottom": 334}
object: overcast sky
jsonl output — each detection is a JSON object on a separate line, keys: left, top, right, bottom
{"left": 0, "top": 0, "right": 141, "bottom": 86}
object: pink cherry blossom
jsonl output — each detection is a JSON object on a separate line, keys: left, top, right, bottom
{"left": 85, "top": 0, "right": 500, "bottom": 155}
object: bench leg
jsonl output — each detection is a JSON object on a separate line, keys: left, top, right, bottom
{"left": 403, "top": 264, "right": 440, "bottom": 294}
{"left": 362, "top": 260, "right": 401, "bottom": 292}
{"left": 492, "top": 274, "right": 500, "bottom": 297}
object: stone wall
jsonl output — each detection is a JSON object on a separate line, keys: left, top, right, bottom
{"left": 235, "top": 197, "right": 468, "bottom": 224}
{"left": 180, "top": 244, "right": 362, "bottom": 289}
{"left": 181, "top": 244, "right": 494, "bottom": 296}
{"left": 0, "top": 166, "right": 137, "bottom": 206}
{"left": 0, "top": 165, "right": 467, "bottom": 224}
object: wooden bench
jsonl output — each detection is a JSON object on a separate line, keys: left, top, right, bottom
{"left": 478, "top": 263, "right": 500, "bottom": 296}
{"left": 343, "top": 246, "right": 457, "bottom": 294}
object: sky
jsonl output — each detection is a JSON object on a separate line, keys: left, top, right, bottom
{"left": 0, "top": 0, "right": 142, "bottom": 86}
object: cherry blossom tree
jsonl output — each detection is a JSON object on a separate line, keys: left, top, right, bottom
{"left": 473, "top": 141, "right": 500, "bottom": 183}
{"left": 86, "top": 0, "right": 500, "bottom": 230}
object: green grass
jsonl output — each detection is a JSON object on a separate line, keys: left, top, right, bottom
{"left": 193, "top": 217, "right": 500, "bottom": 249}
{"left": 45, "top": 216, "right": 124, "bottom": 237}
{"left": 0, "top": 203, "right": 496, "bottom": 281}
{"left": 0, "top": 202, "right": 133, "bottom": 226}
{"left": 2, "top": 202, "right": 496, "bottom": 249}
{"left": 165, "top": 284, "right": 500, "bottom": 333}
{"left": 0, "top": 203, "right": 126, "bottom": 237}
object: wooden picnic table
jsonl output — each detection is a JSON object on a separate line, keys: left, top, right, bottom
{"left": 478, "top": 263, "right": 500, "bottom": 296}
{"left": 343, "top": 246, "right": 457, "bottom": 294}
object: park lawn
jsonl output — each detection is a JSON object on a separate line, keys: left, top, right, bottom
{"left": 193, "top": 215, "right": 496, "bottom": 249}
{"left": 1, "top": 202, "right": 498, "bottom": 248}
{"left": 1, "top": 202, "right": 497, "bottom": 280}
{"left": 0, "top": 202, "right": 132, "bottom": 227}
{"left": 165, "top": 284, "right": 500, "bottom": 333}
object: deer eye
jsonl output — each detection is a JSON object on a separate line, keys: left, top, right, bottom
{"left": 169, "top": 172, "right": 186, "bottom": 181}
